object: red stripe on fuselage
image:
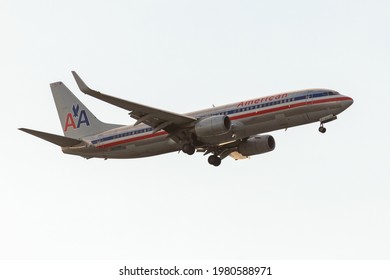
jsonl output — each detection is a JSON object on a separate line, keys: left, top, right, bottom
{"left": 95, "top": 96, "right": 349, "bottom": 149}
{"left": 96, "top": 131, "right": 167, "bottom": 149}
{"left": 230, "top": 96, "right": 350, "bottom": 120}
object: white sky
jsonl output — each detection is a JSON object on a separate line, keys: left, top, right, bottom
{"left": 1, "top": 0, "right": 389, "bottom": 260}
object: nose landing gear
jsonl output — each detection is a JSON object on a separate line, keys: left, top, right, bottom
{"left": 319, "top": 124, "right": 326, "bottom": 133}
{"left": 318, "top": 114, "right": 337, "bottom": 134}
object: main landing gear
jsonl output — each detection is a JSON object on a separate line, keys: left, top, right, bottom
{"left": 182, "top": 143, "right": 222, "bottom": 167}
{"left": 208, "top": 155, "right": 221, "bottom": 167}
{"left": 182, "top": 144, "right": 195, "bottom": 155}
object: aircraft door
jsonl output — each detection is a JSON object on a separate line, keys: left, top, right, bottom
{"left": 306, "top": 93, "right": 313, "bottom": 104}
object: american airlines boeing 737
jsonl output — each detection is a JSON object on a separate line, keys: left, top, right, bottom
{"left": 19, "top": 72, "right": 353, "bottom": 166}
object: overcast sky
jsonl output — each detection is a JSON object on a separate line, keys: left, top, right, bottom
{"left": 1, "top": 0, "right": 389, "bottom": 260}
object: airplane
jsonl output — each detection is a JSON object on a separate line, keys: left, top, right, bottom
{"left": 19, "top": 71, "right": 353, "bottom": 166}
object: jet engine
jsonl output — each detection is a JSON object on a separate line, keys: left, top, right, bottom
{"left": 194, "top": 115, "right": 231, "bottom": 138}
{"left": 238, "top": 135, "right": 275, "bottom": 156}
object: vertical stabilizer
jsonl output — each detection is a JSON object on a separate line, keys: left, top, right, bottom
{"left": 51, "top": 82, "right": 121, "bottom": 139}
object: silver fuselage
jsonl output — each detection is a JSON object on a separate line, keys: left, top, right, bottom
{"left": 62, "top": 89, "right": 353, "bottom": 159}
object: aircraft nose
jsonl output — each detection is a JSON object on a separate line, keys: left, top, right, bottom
{"left": 341, "top": 96, "right": 353, "bottom": 110}
{"left": 344, "top": 96, "right": 354, "bottom": 108}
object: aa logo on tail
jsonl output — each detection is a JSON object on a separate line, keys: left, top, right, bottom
{"left": 64, "top": 104, "right": 90, "bottom": 131}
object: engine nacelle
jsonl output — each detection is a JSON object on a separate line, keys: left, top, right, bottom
{"left": 194, "top": 115, "right": 231, "bottom": 138}
{"left": 238, "top": 135, "right": 276, "bottom": 156}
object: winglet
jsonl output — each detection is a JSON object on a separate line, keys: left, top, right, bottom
{"left": 72, "top": 71, "right": 95, "bottom": 94}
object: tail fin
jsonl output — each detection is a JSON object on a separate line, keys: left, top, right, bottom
{"left": 51, "top": 82, "right": 121, "bottom": 139}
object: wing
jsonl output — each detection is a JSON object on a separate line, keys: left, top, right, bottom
{"left": 229, "top": 151, "right": 249, "bottom": 160}
{"left": 71, "top": 71, "right": 196, "bottom": 134}
{"left": 72, "top": 71, "right": 196, "bottom": 133}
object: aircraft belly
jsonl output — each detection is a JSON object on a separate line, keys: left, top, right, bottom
{"left": 240, "top": 107, "right": 310, "bottom": 135}
{"left": 111, "top": 137, "right": 179, "bottom": 158}
{"left": 64, "top": 136, "right": 180, "bottom": 159}
{"left": 239, "top": 103, "right": 336, "bottom": 136}
{"left": 305, "top": 102, "right": 343, "bottom": 122}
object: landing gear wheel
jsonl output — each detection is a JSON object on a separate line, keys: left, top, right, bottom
{"left": 319, "top": 126, "right": 326, "bottom": 133}
{"left": 182, "top": 144, "right": 195, "bottom": 155}
{"left": 208, "top": 155, "right": 221, "bottom": 167}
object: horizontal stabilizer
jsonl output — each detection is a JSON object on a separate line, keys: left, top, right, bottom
{"left": 19, "top": 128, "right": 82, "bottom": 147}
